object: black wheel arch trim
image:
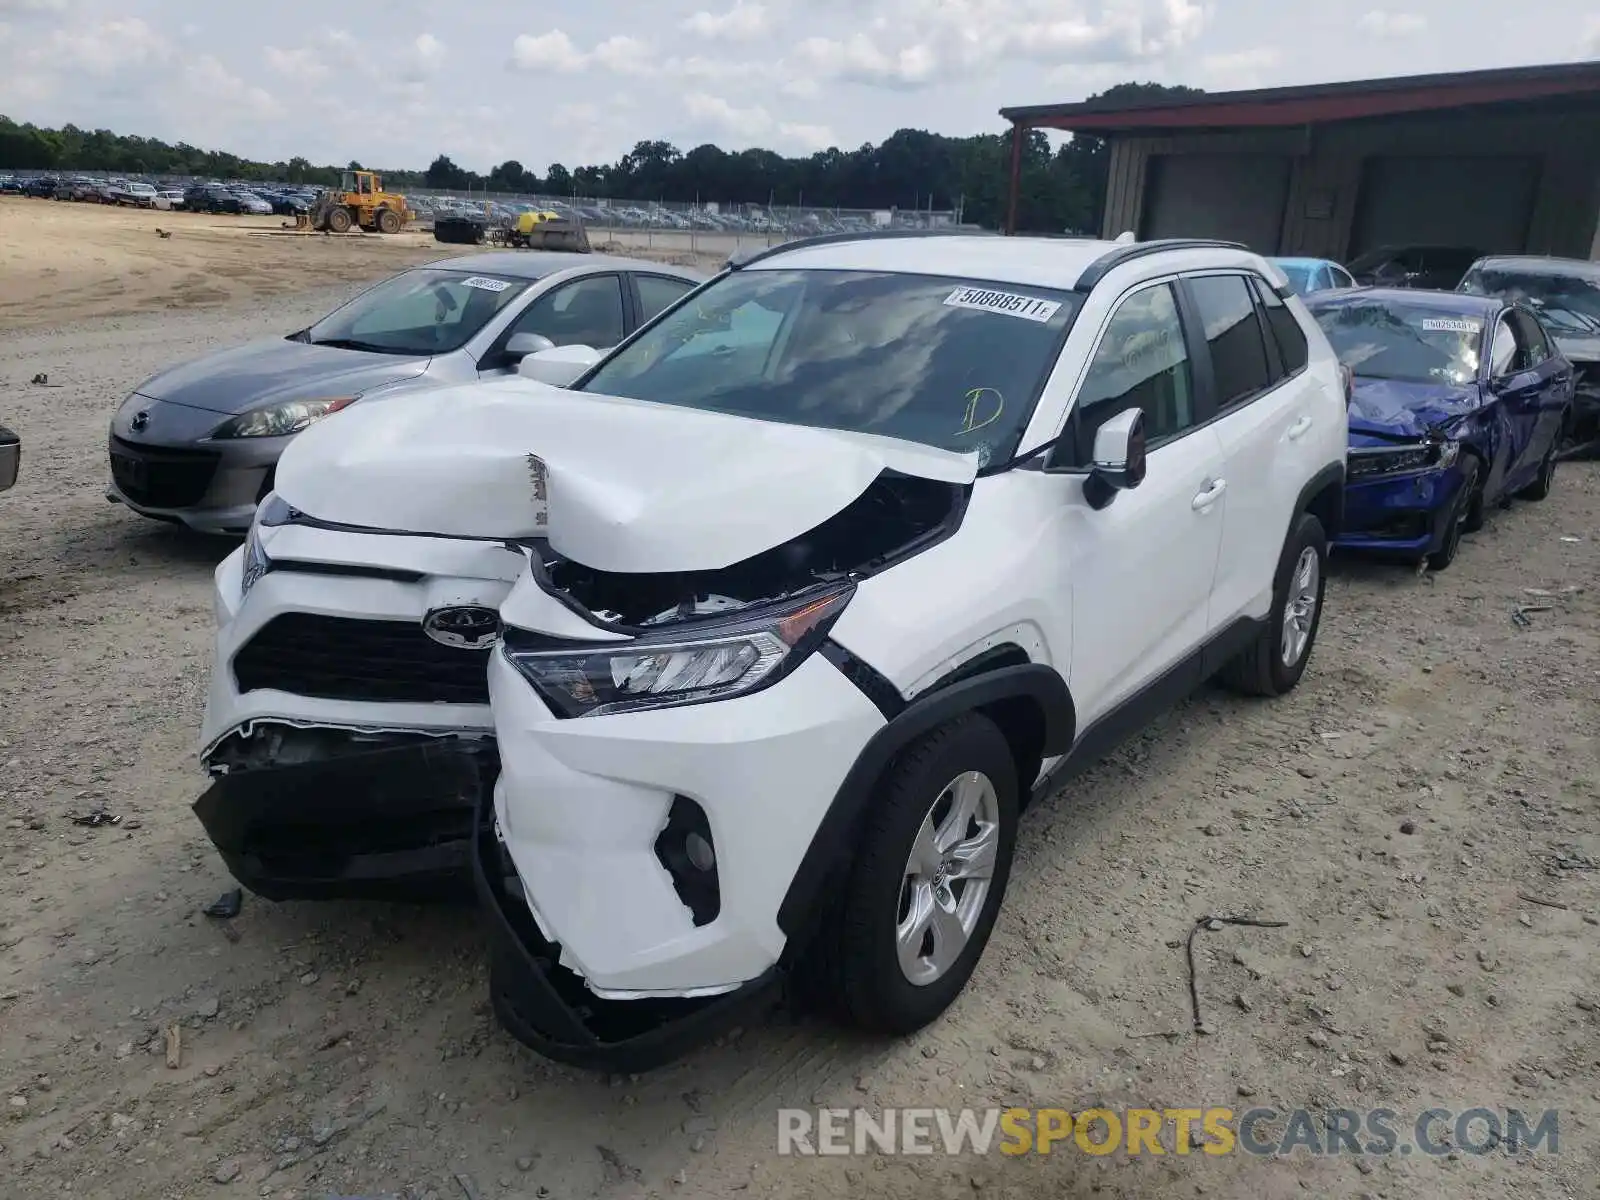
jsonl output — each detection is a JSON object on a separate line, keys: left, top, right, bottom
{"left": 1296, "top": 460, "right": 1346, "bottom": 538}
{"left": 776, "top": 661, "right": 1073, "bottom": 943}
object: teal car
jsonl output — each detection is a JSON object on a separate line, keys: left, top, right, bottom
{"left": 1271, "top": 257, "right": 1357, "bottom": 297}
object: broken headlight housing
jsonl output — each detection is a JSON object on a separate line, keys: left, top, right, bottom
{"left": 239, "top": 499, "right": 273, "bottom": 600}
{"left": 1348, "top": 438, "right": 1459, "bottom": 479}
{"left": 502, "top": 584, "right": 853, "bottom": 718}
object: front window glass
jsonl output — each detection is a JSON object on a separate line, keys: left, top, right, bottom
{"left": 305, "top": 268, "right": 530, "bottom": 356}
{"left": 578, "top": 268, "right": 1083, "bottom": 466}
{"left": 1310, "top": 298, "right": 1484, "bottom": 385}
{"left": 1459, "top": 267, "right": 1600, "bottom": 336}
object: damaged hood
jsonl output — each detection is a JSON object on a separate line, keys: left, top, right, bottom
{"left": 274, "top": 377, "right": 979, "bottom": 573}
{"left": 1348, "top": 377, "right": 1482, "bottom": 446}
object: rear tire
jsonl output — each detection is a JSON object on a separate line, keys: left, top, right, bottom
{"left": 1219, "top": 511, "right": 1327, "bottom": 697}
{"left": 812, "top": 714, "right": 1018, "bottom": 1036}
{"left": 1518, "top": 439, "right": 1558, "bottom": 501}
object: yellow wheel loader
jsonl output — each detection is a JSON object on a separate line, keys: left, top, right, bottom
{"left": 297, "top": 170, "right": 414, "bottom": 233}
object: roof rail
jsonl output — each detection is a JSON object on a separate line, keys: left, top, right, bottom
{"left": 725, "top": 227, "right": 994, "bottom": 271}
{"left": 1073, "top": 238, "right": 1250, "bottom": 291}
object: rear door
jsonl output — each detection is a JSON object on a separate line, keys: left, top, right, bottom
{"left": 1508, "top": 306, "right": 1570, "bottom": 467}
{"left": 1182, "top": 271, "right": 1323, "bottom": 630}
{"left": 630, "top": 273, "right": 699, "bottom": 329}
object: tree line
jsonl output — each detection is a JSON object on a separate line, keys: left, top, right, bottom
{"left": 1, "top": 83, "right": 1197, "bottom": 232}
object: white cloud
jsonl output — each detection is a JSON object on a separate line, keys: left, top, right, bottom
{"left": 0, "top": 0, "right": 68, "bottom": 12}
{"left": 509, "top": 29, "right": 586, "bottom": 72}
{"left": 27, "top": 17, "right": 169, "bottom": 74}
{"left": 1584, "top": 15, "right": 1600, "bottom": 54}
{"left": 592, "top": 34, "right": 653, "bottom": 74}
{"left": 264, "top": 44, "right": 328, "bottom": 82}
{"left": 1200, "top": 45, "right": 1282, "bottom": 86}
{"left": 797, "top": 0, "right": 1208, "bottom": 90}
{"left": 683, "top": 91, "right": 836, "bottom": 151}
{"left": 683, "top": 3, "right": 769, "bottom": 41}
{"left": 181, "top": 55, "right": 285, "bottom": 123}
{"left": 1356, "top": 10, "right": 1427, "bottom": 37}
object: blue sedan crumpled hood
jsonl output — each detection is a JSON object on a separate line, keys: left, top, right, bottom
{"left": 1348, "top": 377, "right": 1483, "bottom": 446}
{"left": 133, "top": 337, "right": 431, "bottom": 415}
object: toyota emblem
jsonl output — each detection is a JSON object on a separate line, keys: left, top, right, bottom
{"left": 422, "top": 606, "right": 502, "bottom": 650}
{"left": 130, "top": 410, "right": 150, "bottom": 433}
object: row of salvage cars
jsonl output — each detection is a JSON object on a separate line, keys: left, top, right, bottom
{"left": 89, "top": 232, "right": 1593, "bottom": 1073}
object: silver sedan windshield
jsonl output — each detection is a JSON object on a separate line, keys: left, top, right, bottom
{"left": 305, "top": 268, "right": 532, "bottom": 356}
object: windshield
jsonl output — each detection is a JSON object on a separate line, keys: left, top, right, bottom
{"left": 1311, "top": 299, "right": 1483, "bottom": 386}
{"left": 1274, "top": 263, "right": 1316, "bottom": 295}
{"left": 304, "top": 268, "right": 531, "bottom": 356}
{"left": 577, "top": 268, "right": 1082, "bottom": 465}
{"left": 1458, "top": 267, "right": 1600, "bottom": 336}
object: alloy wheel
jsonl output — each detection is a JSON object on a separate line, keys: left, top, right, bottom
{"left": 1280, "top": 546, "right": 1320, "bottom": 667}
{"left": 896, "top": 771, "right": 999, "bottom": 987}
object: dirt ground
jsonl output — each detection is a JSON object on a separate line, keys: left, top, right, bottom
{"left": 1, "top": 202, "right": 1598, "bottom": 1200}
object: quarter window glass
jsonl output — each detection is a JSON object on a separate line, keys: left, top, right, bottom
{"left": 512, "top": 275, "right": 626, "bottom": 348}
{"left": 637, "top": 275, "right": 696, "bottom": 322}
{"left": 1251, "top": 277, "right": 1309, "bottom": 378}
{"left": 1188, "top": 274, "right": 1273, "bottom": 407}
{"left": 1071, "top": 282, "right": 1195, "bottom": 462}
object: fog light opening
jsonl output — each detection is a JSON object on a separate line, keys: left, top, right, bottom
{"left": 654, "top": 796, "right": 721, "bottom": 927}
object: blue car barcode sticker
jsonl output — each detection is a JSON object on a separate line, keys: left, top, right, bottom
{"left": 944, "top": 286, "right": 1061, "bottom": 323}
{"left": 1420, "top": 317, "right": 1479, "bottom": 333}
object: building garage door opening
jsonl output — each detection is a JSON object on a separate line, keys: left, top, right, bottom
{"left": 1139, "top": 154, "right": 1292, "bottom": 253}
{"left": 1350, "top": 155, "right": 1542, "bottom": 259}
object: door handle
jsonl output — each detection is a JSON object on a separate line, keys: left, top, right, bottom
{"left": 1286, "top": 415, "right": 1313, "bottom": 441}
{"left": 1192, "top": 479, "right": 1227, "bottom": 511}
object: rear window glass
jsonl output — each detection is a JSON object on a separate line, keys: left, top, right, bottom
{"left": 579, "top": 268, "right": 1084, "bottom": 467}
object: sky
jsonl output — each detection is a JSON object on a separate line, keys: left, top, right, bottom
{"left": 1, "top": 0, "right": 1597, "bottom": 173}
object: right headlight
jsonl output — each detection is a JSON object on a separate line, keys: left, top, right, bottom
{"left": 502, "top": 584, "right": 853, "bottom": 718}
{"left": 1347, "top": 438, "right": 1458, "bottom": 478}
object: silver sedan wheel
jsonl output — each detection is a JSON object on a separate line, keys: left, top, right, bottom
{"left": 1281, "top": 545, "right": 1320, "bottom": 667}
{"left": 896, "top": 770, "right": 1000, "bottom": 987}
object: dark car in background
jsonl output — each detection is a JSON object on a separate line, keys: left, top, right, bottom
{"left": 1305, "top": 288, "right": 1572, "bottom": 571}
{"left": 185, "top": 184, "right": 243, "bottom": 214}
{"left": 1458, "top": 254, "right": 1600, "bottom": 455}
{"left": 1347, "top": 245, "right": 1483, "bottom": 291}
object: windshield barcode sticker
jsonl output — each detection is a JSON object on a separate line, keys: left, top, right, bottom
{"left": 944, "top": 286, "right": 1060, "bottom": 323}
{"left": 1420, "top": 318, "right": 1479, "bottom": 333}
{"left": 462, "top": 276, "right": 511, "bottom": 292}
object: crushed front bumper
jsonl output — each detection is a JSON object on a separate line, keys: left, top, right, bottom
{"left": 1334, "top": 464, "right": 1464, "bottom": 557}
{"left": 193, "top": 736, "right": 497, "bottom": 901}
{"left": 473, "top": 806, "right": 783, "bottom": 1073}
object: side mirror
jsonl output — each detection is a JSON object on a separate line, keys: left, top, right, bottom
{"left": 1082, "top": 408, "right": 1147, "bottom": 511}
{"left": 504, "top": 332, "right": 555, "bottom": 362}
{"left": 516, "top": 344, "right": 601, "bottom": 388}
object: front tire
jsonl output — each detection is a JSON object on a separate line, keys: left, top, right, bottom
{"left": 1219, "top": 511, "right": 1328, "bottom": 697}
{"left": 1428, "top": 454, "right": 1480, "bottom": 572}
{"left": 326, "top": 205, "right": 353, "bottom": 234}
{"left": 818, "top": 713, "right": 1018, "bottom": 1036}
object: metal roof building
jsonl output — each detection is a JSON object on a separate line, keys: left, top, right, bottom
{"left": 999, "top": 61, "right": 1600, "bottom": 262}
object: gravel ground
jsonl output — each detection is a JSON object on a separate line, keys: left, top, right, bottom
{"left": 1, "top": 291, "right": 1597, "bottom": 1200}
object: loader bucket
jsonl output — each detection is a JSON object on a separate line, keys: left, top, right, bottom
{"left": 525, "top": 218, "right": 591, "bottom": 253}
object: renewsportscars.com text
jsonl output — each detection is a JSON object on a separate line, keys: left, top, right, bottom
{"left": 777, "top": 1106, "right": 1560, "bottom": 1157}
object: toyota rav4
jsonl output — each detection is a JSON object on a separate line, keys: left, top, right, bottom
{"left": 226, "top": 232, "right": 1350, "bottom": 1067}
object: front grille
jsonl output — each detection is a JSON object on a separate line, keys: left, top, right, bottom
{"left": 109, "top": 435, "right": 220, "bottom": 508}
{"left": 234, "top": 613, "right": 491, "bottom": 705}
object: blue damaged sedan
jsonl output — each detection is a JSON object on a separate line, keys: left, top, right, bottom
{"left": 1304, "top": 288, "right": 1574, "bottom": 571}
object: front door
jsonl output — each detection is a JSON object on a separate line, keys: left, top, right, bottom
{"left": 1058, "top": 279, "right": 1228, "bottom": 725}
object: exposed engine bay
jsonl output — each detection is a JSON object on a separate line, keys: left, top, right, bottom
{"left": 537, "top": 471, "right": 966, "bottom": 628}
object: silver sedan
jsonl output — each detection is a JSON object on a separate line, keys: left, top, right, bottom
{"left": 106, "top": 252, "right": 707, "bottom": 534}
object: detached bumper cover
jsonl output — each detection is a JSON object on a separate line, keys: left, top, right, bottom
{"left": 474, "top": 812, "right": 782, "bottom": 1073}
{"left": 193, "top": 737, "right": 496, "bottom": 901}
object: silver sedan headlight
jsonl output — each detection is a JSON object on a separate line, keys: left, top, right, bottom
{"left": 211, "top": 396, "right": 356, "bottom": 439}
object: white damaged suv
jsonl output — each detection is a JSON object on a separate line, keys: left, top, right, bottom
{"left": 241, "top": 232, "right": 1349, "bottom": 1066}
